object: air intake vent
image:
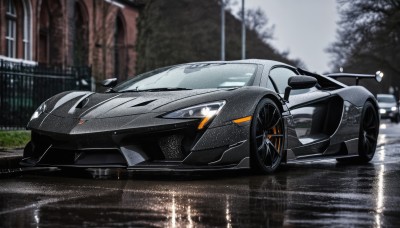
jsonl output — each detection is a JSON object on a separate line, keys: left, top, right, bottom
{"left": 132, "top": 99, "right": 156, "bottom": 107}
{"left": 158, "top": 135, "right": 184, "bottom": 160}
{"left": 76, "top": 98, "right": 89, "bottom": 109}
{"left": 39, "top": 148, "right": 126, "bottom": 166}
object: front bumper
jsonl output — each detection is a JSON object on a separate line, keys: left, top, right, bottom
{"left": 21, "top": 117, "right": 251, "bottom": 170}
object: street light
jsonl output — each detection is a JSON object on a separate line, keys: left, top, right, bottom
{"left": 221, "top": 0, "right": 246, "bottom": 60}
{"left": 241, "top": 0, "right": 246, "bottom": 59}
{"left": 221, "top": 0, "right": 225, "bottom": 61}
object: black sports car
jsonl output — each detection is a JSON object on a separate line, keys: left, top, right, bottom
{"left": 21, "top": 60, "right": 382, "bottom": 173}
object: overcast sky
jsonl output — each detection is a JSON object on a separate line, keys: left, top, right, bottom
{"left": 233, "top": 0, "right": 339, "bottom": 74}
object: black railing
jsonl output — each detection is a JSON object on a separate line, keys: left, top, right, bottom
{"left": 0, "top": 59, "right": 91, "bottom": 130}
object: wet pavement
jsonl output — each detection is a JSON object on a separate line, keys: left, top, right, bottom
{"left": 1, "top": 121, "right": 400, "bottom": 227}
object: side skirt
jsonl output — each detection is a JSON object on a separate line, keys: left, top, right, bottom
{"left": 286, "top": 138, "right": 359, "bottom": 162}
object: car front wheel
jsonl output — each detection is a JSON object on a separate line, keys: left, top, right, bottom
{"left": 250, "top": 98, "right": 284, "bottom": 174}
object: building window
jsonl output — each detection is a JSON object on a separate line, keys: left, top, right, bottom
{"left": 114, "top": 15, "right": 126, "bottom": 80}
{"left": 22, "top": 0, "right": 32, "bottom": 60}
{"left": 39, "top": 1, "right": 50, "bottom": 64}
{"left": 38, "top": 0, "right": 64, "bottom": 65}
{"left": 73, "top": 2, "right": 88, "bottom": 66}
{"left": 5, "top": 0, "right": 32, "bottom": 60}
{"left": 6, "top": 0, "right": 17, "bottom": 58}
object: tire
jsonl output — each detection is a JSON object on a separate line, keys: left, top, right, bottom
{"left": 356, "top": 101, "right": 379, "bottom": 162}
{"left": 250, "top": 98, "right": 284, "bottom": 174}
{"left": 336, "top": 101, "right": 379, "bottom": 163}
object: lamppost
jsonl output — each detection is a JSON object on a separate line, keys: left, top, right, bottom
{"left": 221, "top": 0, "right": 225, "bottom": 61}
{"left": 221, "top": 0, "right": 246, "bottom": 60}
{"left": 241, "top": 0, "right": 246, "bottom": 60}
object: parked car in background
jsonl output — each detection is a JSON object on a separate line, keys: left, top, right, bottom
{"left": 377, "top": 94, "right": 399, "bottom": 123}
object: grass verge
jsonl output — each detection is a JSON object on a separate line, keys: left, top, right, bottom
{"left": 0, "top": 131, "right": 30, "bottom": 150}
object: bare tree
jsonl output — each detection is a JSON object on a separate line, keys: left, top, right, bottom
{"left": 327, "top": 0, "right": 400, "bottom": 93}
{"left": 328, "top": 0, "right": 400, "bottom": 73}
{"left": 238, "top": 7, "right": 275, "bottom": 41}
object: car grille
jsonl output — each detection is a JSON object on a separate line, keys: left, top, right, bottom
{"left": 158, "top": 135, "right": 184, "bottom": 159}
{"left": 28, "top": 125, "right": 200, "bottom": 164}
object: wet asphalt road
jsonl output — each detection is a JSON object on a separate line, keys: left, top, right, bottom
{"left": 1, "top": 121, "right": 400, "bottom": 227}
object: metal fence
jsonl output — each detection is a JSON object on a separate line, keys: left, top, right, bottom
{"left": 0, "top": 59, "right": 91, "bottom": 130}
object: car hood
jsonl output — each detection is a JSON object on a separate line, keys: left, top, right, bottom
{"left": 45, "top": 89, "right": 224, "bottom": 119}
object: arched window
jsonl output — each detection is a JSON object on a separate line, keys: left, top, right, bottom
{"left": 73, "top": 1, "right": 88, "bottom": 66}
{"left": 22, "top": 0, "right": 32, "bottom": 60}
{"left": 114, "top": 15, "right": 126, "bottom": 79}
{"left": 5, "top": 0, "right": 32, "bottom": 60}
{"left": 6, "top": 0, "right": 17, "bottom": 58}
{"left": 38, "top": 0, "right": 64, "bottom": 65}
{"left": 39, "top": 1, "right": 50, "bottom": 64}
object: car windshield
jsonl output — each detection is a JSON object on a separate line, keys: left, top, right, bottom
{"left": 377, "top": 95, "right": 396, "bottom": 103}
{"left": 113, "top": 63, "right": 257, "bottom": 92}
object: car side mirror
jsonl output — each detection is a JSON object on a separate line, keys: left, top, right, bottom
{"left": 101, "top": 78, "right": 118, "bottom": 87}
{"left": 283, "top": 76, "right": 317, "bottom": 102}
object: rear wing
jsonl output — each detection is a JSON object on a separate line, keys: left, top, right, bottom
{"left": 326, "top": 71, "right": 383, "bottom": 85}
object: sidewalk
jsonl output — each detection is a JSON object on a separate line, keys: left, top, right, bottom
{"left": 0, "top": 149, "right": 23, "bottom": 170}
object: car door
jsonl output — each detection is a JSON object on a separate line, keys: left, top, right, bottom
{"left": 266, "top": 66, "right": 339, "bottom": 157}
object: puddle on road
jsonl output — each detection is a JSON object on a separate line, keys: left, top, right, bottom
{"left": 1, "top": 123, "right": 400, "bottom": 227}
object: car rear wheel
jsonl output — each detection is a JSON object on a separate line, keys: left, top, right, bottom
{"left": 357, "top": 101, "right": 379, "bottom": 162}
{"left": 250, "top": 98, "right": 284, "bottom": 174}
{"left": 337, "top": 101, "right": 379, "bottom": 163}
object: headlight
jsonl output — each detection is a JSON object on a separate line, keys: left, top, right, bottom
{"left": 391, "top": 107, "right": 398, "bottom": 111}
{"left": 163, "top": 101, "right": 226, "bottom": 129}
{"left": 30, "top": 102, "right": 47, "bottom": 121}
{"left": 379, "top": 109, "right": 386, "bottom": 114}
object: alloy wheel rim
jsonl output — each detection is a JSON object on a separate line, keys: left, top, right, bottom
{"left": 362, "top": 106, "right": 378, "bottom": 156}
{"left": 255, "top": 104, "right": 283, "bottom": 168}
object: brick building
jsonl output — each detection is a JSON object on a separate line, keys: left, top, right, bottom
{"left": 0, "top": 0, "right": 143, "bottom": 82}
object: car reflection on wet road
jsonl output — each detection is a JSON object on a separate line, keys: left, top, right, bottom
{"left": 1, "top": 122, "right": 400, "bottom": 227}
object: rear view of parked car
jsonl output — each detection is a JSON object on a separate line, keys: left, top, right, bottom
{"left": 377, "top": 94, "right": 399, "bottom": 123}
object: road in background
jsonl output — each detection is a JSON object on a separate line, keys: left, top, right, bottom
{"left": 1, "top": 122, "right": 399, "bottom": 227}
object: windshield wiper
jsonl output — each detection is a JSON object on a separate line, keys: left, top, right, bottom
{"left": 120, "top": 87, "right": 192, "bottom": 93}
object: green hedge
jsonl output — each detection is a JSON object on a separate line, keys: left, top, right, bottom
{"left": 0, "top": 131, "right": 30, "bottom": 150}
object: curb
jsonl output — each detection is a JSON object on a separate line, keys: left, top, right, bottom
{"left": 0, "top": 150, "right": 23, "bottom": 170}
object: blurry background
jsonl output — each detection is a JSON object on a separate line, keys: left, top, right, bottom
{"left": 1, "top": 0, "right": 400, "bottom": 130}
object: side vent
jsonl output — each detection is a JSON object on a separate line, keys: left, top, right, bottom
{"left": 132, "top": 99, "right": 156, "bottom": 107}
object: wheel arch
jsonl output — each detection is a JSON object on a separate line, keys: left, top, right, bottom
{"left": 262, "top": 94, "right": 284, "bottom": 113}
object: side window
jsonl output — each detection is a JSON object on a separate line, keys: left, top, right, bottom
{"left": 266, "top": 77, "right": 275, "bottom": 91}
{"left": 269, "top": 67, "right": 298, "bottom": 93}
